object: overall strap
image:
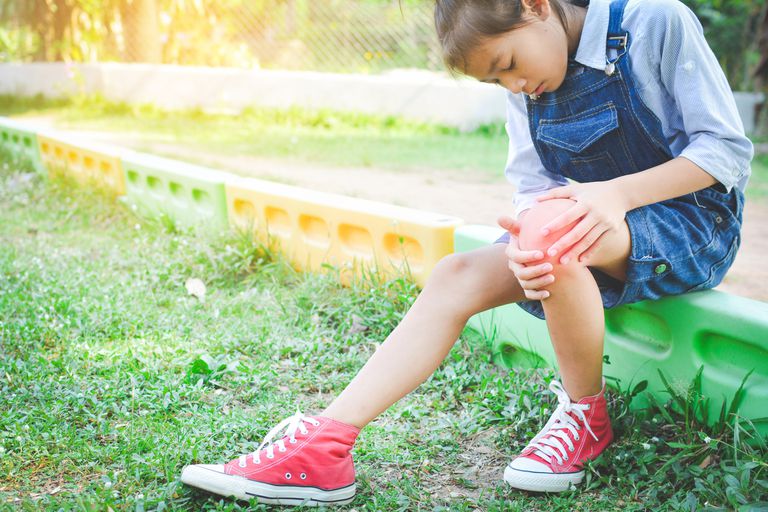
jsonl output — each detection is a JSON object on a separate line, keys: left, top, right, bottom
{"left": 605, "top": 0, "right": 630, "bottom": 75}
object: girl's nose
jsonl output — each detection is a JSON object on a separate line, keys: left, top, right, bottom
{"left": 500, "top": 76, "right": 527, "bottom": 94}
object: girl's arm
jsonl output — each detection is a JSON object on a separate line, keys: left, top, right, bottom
{"left": 502, "top": 91, "right": 568, "bottom": 219}
{"left": 613, "top": 156, "right": 715, "bottom": 212}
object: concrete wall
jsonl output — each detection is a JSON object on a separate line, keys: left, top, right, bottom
{"left": 0, "top": 62, "right": 762, "bottom": 133}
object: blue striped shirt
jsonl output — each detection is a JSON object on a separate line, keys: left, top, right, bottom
{"left": 505, "top": 0, "right": 754, "bottom": 217}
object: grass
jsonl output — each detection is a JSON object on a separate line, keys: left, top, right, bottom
{"left": 1, "top": 152, "right": 767, "bottom": 511}
{"left": 747, "top": 154, "right": 768, "bottom": 199}
{"left": 0, "top": 94, "right": 509, "bottom": 179}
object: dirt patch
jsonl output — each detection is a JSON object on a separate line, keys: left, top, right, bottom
{"left": 26, "top": 122, "right": 768, "bottom": 302}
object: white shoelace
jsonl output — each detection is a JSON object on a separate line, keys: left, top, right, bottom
{"left": 238, "top": 410, "right": 320, "bottom": 468}
{"left": 525, "top": 381, "right": 599, "bottom": 465}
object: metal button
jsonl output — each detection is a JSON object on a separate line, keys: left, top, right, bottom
{"left": 654, "top": 263, "right": 667, "bottom": 274}
{"left": 715, "top": 215, "right": 723, "bottom": 224}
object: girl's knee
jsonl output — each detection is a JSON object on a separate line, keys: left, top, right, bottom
{"left": 518, "top": 198, "right": 578, "bottom": 260}
{"left": 429, "top": 252, "right": 475, "bottom": 286}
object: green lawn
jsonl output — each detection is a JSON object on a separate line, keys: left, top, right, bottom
{"left": 1, "top": 150, "right": 766, "bottom": 510}
{"left": 0, "top": 94, "right": 509, "bottom": 179}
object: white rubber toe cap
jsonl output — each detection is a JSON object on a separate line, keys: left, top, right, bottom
{"left": 198, "top": 464, "right": 225, "bottom": 473}
{"left": 508, "top": 457, "right": 553, "bottom": 473}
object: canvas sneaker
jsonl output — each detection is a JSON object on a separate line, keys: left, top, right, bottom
{"left": 181, "top": 411, "right": 360, "bottom": 506}
{"left": 504, "top": 379, "right": 613, "bottom": 493}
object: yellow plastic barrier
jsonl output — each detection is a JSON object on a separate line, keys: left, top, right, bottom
{"left": 225, "top": 176, "right": 463, "bottom": 286}
{"left": 37, "top": 133, "right": 126, "bottom": 195}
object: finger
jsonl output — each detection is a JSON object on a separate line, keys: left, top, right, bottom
{"left": 520, "top": 273, "right": 556, "bottom": 290}
{"left": 540, "top": 203, "right": 588, "bottom": 235}
{"left": 547, "top": 216, "right": 596, "bottom": 258}
{"left": 511, "top": 249, "right": 546, "bottom": 265}
{"left": 525, "top": 289, "right": 551, "bottom": 301}
{"left": 579, "top": 232, "right": 608, "bottom": 262}
{"left": 535, "top": 186, "right": 572, "bottom": 202}
{"left": 560, "top": 225, "right": 605, "bottom": 265}
{"left": 497, "top": 215, "right": 517, "bottom": 233}
{"left": 516, "top": 261, "right": 554, "bottom": 280}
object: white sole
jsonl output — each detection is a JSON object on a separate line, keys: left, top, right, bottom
{"left": 181, "top": 464, "right": 356, "bottom": 506}
{"left": 503, "top": 464, "right": 585, "bottom": 493}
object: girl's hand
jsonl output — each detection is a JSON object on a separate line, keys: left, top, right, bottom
{"left": 498, "top": 215, "right": 555, "bottom": 301}
{"left": 535, "top": 181, "right": 630, "bottom": 264}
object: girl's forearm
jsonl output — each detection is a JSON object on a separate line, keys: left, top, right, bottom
{"left": 612, "top": 156, "right": 718, "bottom": 211}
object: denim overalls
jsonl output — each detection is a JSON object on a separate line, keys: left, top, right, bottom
{"left": 506, "top": 0, "right": 744, "bottom": 320}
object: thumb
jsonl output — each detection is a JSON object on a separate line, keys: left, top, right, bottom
{"left": 497, "top": 215, "right": 520, "bottom": 236}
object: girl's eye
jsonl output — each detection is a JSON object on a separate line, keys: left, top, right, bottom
{"left": 505, "top": 59, "right": 516, "bottom": 71}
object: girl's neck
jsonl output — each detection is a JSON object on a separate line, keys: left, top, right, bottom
{"left": 563, "top": 2, "right": 589, "bottom": 56}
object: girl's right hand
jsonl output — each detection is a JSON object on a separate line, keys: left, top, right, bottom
{"left": 498, "top": 215, "right": 555, "bottom": 301}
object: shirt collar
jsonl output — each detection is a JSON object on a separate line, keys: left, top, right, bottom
{"left": 574, "top": 0, "right": 611, "bottom": 70}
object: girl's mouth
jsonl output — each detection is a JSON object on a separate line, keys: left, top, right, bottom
{"left": 534, "top": 83, "right": 545, "bottom": 95}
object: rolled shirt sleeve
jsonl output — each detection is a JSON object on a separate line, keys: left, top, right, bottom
{"left": 503, "top": 91, "right": 569, "bottom": 218}
{"left": 650, "top": 1, "right": 753, "bottom": 191}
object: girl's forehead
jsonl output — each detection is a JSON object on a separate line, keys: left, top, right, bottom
{"left": 462, "top": 35, "right": 510, "bottom": 78}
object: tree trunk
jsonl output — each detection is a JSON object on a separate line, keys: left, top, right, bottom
{"left": 753, "top": 2, "right": 768, "bottom": 135}
{"left": 120, "top": 0, "right": 162, "bottom": 63}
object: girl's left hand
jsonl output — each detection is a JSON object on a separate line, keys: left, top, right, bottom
{"left": 535, "top": 181, "right": 630, "bottom": 264}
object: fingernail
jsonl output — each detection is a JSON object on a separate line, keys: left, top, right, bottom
{"left": 548, "top": 248, "right": 557, "bottom": 257}
{"left": 544, "top": 264, "right": 552, "bottom": 271}
{"left": 561, "top": 256, "right": 570, "bottom": 265}
{"left": 535, "top": 251, "right": 543, "bottom": 259}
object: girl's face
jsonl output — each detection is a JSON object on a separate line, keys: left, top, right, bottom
{"left": 462, "top": 1, "right": 577, "bottom": 96}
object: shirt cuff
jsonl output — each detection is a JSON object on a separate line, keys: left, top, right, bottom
{"left": 679, "top": 134, "right": 752, "bottom": 192}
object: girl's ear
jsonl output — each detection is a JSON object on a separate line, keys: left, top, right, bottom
{"left": 521, "top": 0, "right": 552, "bottom": 20}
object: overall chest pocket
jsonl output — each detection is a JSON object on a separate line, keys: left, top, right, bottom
{"left": 535, "top": 103, "right": 635, "bottom": 182}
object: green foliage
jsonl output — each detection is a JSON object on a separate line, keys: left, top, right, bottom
{"left": 682, "top": 0, "right": 765, "bottom": 90}
{"left": 1, "top": 150, "right": 767, "bottom": 510}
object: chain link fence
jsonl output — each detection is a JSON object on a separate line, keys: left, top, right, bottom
{"left": 0, "top": 0, "right": 444, "bottom": 73}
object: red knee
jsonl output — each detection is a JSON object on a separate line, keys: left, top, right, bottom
{"left": 518, "top": 198, "right": 580, "bottom": 267}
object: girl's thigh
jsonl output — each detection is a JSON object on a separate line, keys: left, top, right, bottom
{"left": 584, "top": 220, "right": 632, "bottom": 282}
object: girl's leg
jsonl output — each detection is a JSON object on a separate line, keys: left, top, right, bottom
{"left": 538, "top": 223, "right": 631, "bottom": 401}
{"left": 504, "top": 210, "right": 630, "bottom": 493}
{"left": 322, "top": 243, "right": 527, "bottom": 428}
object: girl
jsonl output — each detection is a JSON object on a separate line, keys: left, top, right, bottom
{"left": 181, "top": 0, "right": 752, "bottom": 504}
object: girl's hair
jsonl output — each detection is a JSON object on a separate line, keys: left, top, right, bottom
{"left": 435, "top": 0, "right": 570, "bottom": 73}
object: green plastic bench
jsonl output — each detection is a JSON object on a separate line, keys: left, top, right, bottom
{"left": 0, "top": 117, "right": 45, "bottom": 174}
{"left": 455, "top": 225, "right": 768, "bottom": 438}
{"left": 121, "top": 152, "right": 232, "bottom": 231}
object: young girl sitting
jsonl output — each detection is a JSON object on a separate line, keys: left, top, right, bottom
{"left": 181, "top": 0, "right": 752, "bottom": 504}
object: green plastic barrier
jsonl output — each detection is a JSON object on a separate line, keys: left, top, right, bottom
{"left": 456, "top": 225, "right": 768, "bottom": 438}
{"left": 121, "top": 152, "right": 232, "bottom": 230}
{"left": 0, "top": 117, "right": 45, "bottom": 174}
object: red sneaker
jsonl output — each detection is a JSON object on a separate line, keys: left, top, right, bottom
{"left": 181, "top": 411, "right": 360, "bottom": 506}
{"left": 504, "top": 380, "right": 613, "bottom": 492}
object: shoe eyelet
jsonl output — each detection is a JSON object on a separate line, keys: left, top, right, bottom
{"left": 569, "top": 446, "right": 575, "bottom": 452}
{"left": 267, "top": 453, "right": 274, "bottom": 459}
{"left": 279, "top": 447, "right": 287, "bottom": 453}
{"left": 289, "top": 438, "right": 297, "bottom": 444}
{"left": 285, "top": 472, "right": 292, "bottom": 480}
{"left": 300, "top": 473, "right": 307, "bottom": 480}
{"left": 574, "top": 435, "right": 580, "bottom": 441}
{"left": 238, "top": 462, "right": 246, "bottom": 468}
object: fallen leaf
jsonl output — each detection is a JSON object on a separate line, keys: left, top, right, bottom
{"left": 185, "top": 278, "right": 206, "bottom": 302}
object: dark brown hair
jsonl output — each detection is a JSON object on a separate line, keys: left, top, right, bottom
{"left": 435, "top": 0, "right": 570, "bottom": 73}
